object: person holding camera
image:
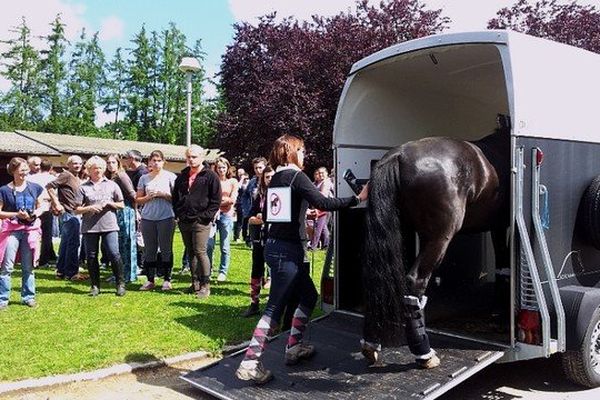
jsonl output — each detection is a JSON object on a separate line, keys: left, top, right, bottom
{"left": 0, "top": 157, "right": 48, "bottom": 310}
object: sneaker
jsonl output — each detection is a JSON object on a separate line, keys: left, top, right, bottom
{"left": 89, "top": 286, "right": 99, "bottom": 297}
{"left": 241, "top": 302, "right": 260, "bottom": 317}
{"left": 235, "top": 360, "right": 273, "bottom": 384}
{"left": 139, "top": 281, "right": 155, "bottom": 291}
{"left": 116, "top": 283, "right": 126, "bottom": 297}
{"left": 23, "top": 299, "right": 37, "bottom": 308}
{"left": 217, "top": 273, "right": 227, "bottom": 282}
{"left": 197, "top": 283, "right": 210, "bottom": 299}
{"left": 262, "top": 277, "right": 271, "bottom": 289}
{"left": 55, "top": 273, "right": 65, "bottom": 280}
{"left": 161, "top": 281, "right": 172, "bottom": 291}
{"left": 284, "top": 343, "right": 316, "bottom": 365}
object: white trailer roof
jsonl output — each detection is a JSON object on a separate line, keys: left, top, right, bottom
{"left": 334, "top": 30, "right": 600, "bottom": 147}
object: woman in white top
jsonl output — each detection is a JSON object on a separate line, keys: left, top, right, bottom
{"left": 136, "top": 150, "right": 177, "bottom": 291}
{"left": 207, "top": 157, "right": 238, "bottom": 281}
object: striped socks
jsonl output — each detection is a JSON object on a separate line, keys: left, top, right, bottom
{"left": 287, "top": 305, "right": 312, "bottom": 349}
{"left": 242, "top": 315, "right": 274, "bottom": 363}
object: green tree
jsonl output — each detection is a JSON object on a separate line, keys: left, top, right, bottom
{"left": 0, "top": 17, "right": 43, "bottom": 128}
{"left": 65, "top": 29, "right": 106, "bottom": 135}
{"left": 39, "top": 14, "right": 68, "bottom": 132}
{"left": 189, "top": 39, "right": 217, "bottom": 147}
{"left": 126, "top": 25, "right": 157, "bottom": 141}
{"left": 157, "top": 23, "right": 187, "bottom": 144}
{"left": 100, "top": 47, "right": 128, "bottom": 137}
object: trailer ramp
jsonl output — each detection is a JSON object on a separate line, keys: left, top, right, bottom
{"left": 182, "top": 312, "right": 504, "bottom": 400}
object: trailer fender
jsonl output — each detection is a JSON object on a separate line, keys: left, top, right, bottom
{"left": 559, "top": 285, "right": 600, "bottom": 350}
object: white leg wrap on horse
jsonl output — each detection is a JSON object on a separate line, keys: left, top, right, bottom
{"left": 415, "top": 349, "right": 436, "bottom": 360}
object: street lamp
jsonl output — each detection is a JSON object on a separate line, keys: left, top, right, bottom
{"left": 179, "top": 56, "right": 201, "bottom": 147}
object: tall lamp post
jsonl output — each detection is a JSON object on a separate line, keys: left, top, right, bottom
{"left": 179, "top": 56, "right": 201, "bottom": 147}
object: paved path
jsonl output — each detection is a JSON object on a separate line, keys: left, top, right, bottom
{"left": 4, "top": 355, "right": 600, "bottom": 399}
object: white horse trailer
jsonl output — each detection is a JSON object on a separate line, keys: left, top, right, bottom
{"left": 184, "top": 30, "right": 600, "bottom": 399}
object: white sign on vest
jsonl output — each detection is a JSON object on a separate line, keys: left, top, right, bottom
{"left": 266, "top": 186, "right": 292, "bottom": 223}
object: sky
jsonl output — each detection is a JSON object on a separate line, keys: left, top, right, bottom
{"left": 1, "top": 0, "right": 598, "bottom": 123}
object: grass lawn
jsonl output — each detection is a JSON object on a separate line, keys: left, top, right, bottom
{"left": 0, "top": 234, "right": 326, "bottom": 381}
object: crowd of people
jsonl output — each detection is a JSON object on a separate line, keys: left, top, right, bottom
{"left": 0, "top": 142, "right": 338, "bottom": 314}
{"left": 1, "top": 135, "right": 370, "bottom": 385}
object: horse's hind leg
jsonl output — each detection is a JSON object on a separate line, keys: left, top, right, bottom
{"left": 404, "top": 238, "right": 452, "bottom": 369}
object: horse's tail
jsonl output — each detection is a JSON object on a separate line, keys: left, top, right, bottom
{"left": 363, "top": 152, "right": 407, "bottom": 346}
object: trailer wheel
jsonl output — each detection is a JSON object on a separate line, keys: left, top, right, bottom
{"left": 581, "top": 175, "right": 600, "bottom": 250}
{"left": 562, "top": 307, "right": 600, "bottom": 387}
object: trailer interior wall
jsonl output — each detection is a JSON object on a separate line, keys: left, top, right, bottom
{"left": 334, "top": 43, "right": 510, "bottom": 150}
{"left": 334, "top": 40, "right": 512, "bottom": 344}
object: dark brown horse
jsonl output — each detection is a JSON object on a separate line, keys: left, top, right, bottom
{"left": 361, "top": 116, "right": 511, "bottom": 368}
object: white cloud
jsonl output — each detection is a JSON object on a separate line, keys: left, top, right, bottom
{"left": 228, "top": 0, "right": 357, "bottom": 23}
{"left": 0, "top": 0, "right": 87, "bottom": 49}
{"left": 0, "top": 0, "right": 88, "bottom": 94}
{"left": 98, "top": 15, "right": 125, "bottom": 42}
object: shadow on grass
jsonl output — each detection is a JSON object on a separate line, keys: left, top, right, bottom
{"left": 170, "top": 301, "right": 259, "bottom": 348}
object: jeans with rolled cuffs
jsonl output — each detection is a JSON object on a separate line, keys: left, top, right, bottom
{"left": 262, "top": 238, "right": 318, "bottom": 327}
{"left": 207, "top": 213, "right": 233, "bottom": 275}
{"left": 0, "top": 230, "right": 36, "bottom": 305}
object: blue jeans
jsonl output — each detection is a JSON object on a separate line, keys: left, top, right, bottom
{"left": 0, "top": 230, "right": 36, "bottom": 304}
{"left": 263, "top": 238, "right": 318, "bottom": 325}
{"left": 207, "top": 213, "right": 233, "bottom": 275}
{"left": 57, "top": 212, "right": 81, "bottom": 278}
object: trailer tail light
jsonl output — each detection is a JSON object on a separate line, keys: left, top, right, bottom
{"left": 321, "top": 276, "right": 334, "bottom": 305}
{"left": 535, "top": 148, "right": 544, "bottom": 166}
{"left": 517, "top": 309, "right": 542, "bottom": 345}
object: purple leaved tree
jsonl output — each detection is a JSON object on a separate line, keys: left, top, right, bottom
{"left": 216, "top": 0, "right": 449, "bottom": 171}
{"left": 488, "top": 0, "right": 600, "bottom": 53}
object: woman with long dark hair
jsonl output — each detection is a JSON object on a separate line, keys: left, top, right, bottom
{"left": 105, "top": 154, "right": 137, "bottom": 283}
{"left": 241, "top": 165, "right": 274, "bottom": 317}
{"left": 136, "top": 150, "right": 177, "bottom": 291}
{"left": 235, "top": 134, "right": 368, "bottom": 384}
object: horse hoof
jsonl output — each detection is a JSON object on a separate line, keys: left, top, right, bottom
{"left": 361, "top": 345, "right": 383, "bottom": 366}
{"left": 416, "top": 354, "right": 440, "bottom": 369}
{"left": 361, "top": 346, "right": 379, "bottom": 365}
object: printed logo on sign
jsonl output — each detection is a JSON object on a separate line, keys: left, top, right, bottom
{"left": 266, "top": 186, "right": 292, "bottom": 222}
{"left": 270, "top": 193, "right": 281, "bottom": 216}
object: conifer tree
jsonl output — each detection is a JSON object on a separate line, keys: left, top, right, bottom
{"left": 40, "top": 14, "right": 68, "bottom": 132}
{"left": 65, "top": 29, "right": 106, "bottom": 135}
{"left": 0, "top": 17, "right": 43, "bottom": 128}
